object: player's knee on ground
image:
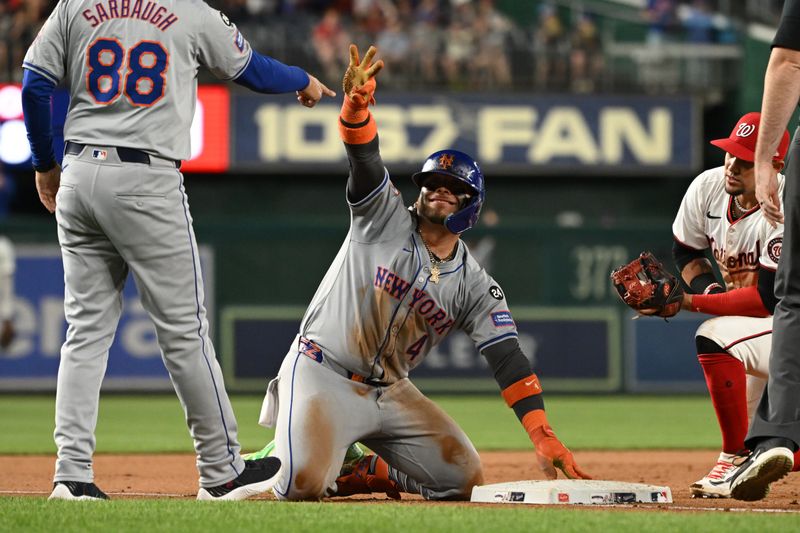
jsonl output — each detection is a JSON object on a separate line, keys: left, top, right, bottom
{"left": 273, "top": 454, "right": 339, "bottom": 501}
{"left": 425, "top": 448, "right": 485, "bottom": 500}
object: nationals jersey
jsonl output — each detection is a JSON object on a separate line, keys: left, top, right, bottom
{"left": 672, "top": 166, "right": 785, "bottom": 288}
{"left": 299, "top": 172, "right": 517, "bottom": 384}
{"left": 23, "top": 0, "right": 251, "bottom": 161}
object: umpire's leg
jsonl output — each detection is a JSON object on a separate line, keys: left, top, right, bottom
{"left": 747, "top": 128, "right": 800, "bottom": 449}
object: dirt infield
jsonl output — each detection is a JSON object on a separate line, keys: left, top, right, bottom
{"left": 2, "top": 450, "right": 799, "bottom": 511}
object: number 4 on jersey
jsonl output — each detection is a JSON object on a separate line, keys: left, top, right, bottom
{"left": 87, "top": 38, "right": 168, "bottom": 106}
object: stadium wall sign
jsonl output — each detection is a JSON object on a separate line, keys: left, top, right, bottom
{"left": 233, "top": 93, "right": 699, "bottom": 176}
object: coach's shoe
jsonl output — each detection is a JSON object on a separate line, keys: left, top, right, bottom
{"left": 689, "top": 451, "right": 746, "bottom": 498}
{"left": 48, "top": 481, "right": 109, "bottom": 501}
{"left": 729, "top": 439, "right": 794, "bottom": 502}
{"left": 197, "top": 457, "right": 282, "bottom": 501}
{"left": 335, "top": 454, "right": 401, "bottom": 500}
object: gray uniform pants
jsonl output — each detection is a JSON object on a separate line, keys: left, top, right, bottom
{"left": 53, "top": 146, "right": 244, "bottom": 486}
{"left": 267, "top": 337, "right": 484, "bottom": 500}
{"left": 747, "top": 128, "right": 800, "bottom": 449}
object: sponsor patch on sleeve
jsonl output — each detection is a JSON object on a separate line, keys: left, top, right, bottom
{"left": 491, "top": 311, "right": 514, "bottom": 327}
{"left": 234, "top": 30, "right": 245, "bottom": 52}
{"left": 768, "top": 237, "right": 782, "bottom": 263}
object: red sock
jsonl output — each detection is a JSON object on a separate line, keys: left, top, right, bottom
{"left": 698, "top": 353, "right": 748, "bottom": 454}
{"left": 794, "top": 450, "right": 800, "bottom": 472}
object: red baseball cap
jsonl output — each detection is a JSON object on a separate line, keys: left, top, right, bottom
{"left": 710, "top": 112, "right": 790, "bottom": 162}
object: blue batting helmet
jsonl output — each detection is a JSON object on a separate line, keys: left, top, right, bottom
{"left": 411, "top": 149, "right": 486, "bottom": 234}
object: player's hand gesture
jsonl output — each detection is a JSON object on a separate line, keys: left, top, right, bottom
{"left": 296, "top": 74, "right": 336, "bottom": 108}
{"left": 35, "top": 164, "right": 62, "bottom": 214}
{"left": 533, "top": 425, "right": 592, "bottom": 480}
{"left": 342, "top": 44, "right": 384, "bottom": 106}
{"left": 755, "top": 160, "right": 782, "bottom": 227}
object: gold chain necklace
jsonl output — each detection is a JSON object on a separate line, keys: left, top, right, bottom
{"left": 417, "top": 227, "right": 455, "bottom": 284}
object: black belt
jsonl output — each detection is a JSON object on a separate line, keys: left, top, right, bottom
{"left": 64, "top": 141, "right": 180, "bottom": 168}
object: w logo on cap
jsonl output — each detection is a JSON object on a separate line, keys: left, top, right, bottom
{"left": 736, "top": 123, "right": 756, "bottom": 137}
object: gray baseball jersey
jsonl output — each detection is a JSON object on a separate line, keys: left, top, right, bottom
{"left": 22, "top": 0, "right": 264, "bottom": 490}
{"left": 300, "top": 171, "right": 517, "bottom": 384}
{"left": 24, "top": 0, "right": 251, "bottom": 160}
{"left": 263, "top": 173, "right": 513, "bottom": 500}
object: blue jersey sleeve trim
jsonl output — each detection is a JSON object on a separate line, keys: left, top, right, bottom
{"left": 21, "top": 69, "right": 57, "bottom": 170}
{"left": 233, "top": 51, "right": 309, "bottom": 93}
{"left": 23, "top": 62, "right": 59, "bottom": 85}
{"left": 477, "top": 332, "right": 519, "bottom": 352}
{"left": 348, "top": 169, "right": 389, "bottom": 208}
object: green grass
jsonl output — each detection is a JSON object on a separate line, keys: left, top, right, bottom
{"left": 0, "top": 394, "right": 722, "bottom": 454}
{"left": 6, "top": 394, "right": 793, "bottom": 532}
{"left": 3, "top": 499, "right": 799, "bottom": 533}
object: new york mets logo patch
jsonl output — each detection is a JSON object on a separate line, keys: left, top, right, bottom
{"left": 768, "top": 237, "right": 782, "bottom": 263}
{"left": 438, "top": 153, "right": 454, "bottom": 169}
{"left": 491, "top": 311, "right": 514, "bottom": 327}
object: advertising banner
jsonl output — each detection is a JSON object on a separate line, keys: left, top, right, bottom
{"left": 221, "top": 306, "right": 621, "bottom": 393}
{"left": 0, "top": 245, "right": 214, "bottom": 391}
{"left": 232, "top": 93, "right": 698, "bottom": 176}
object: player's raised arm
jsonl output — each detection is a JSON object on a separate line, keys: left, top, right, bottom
{"left": 482, "top": 338, "right": 591, "bottom": 480}
{"left": 337, "top": 45, "right": 387, "bottom": 204}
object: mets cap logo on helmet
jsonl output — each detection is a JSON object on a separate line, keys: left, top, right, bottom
{"left": 412, "top": 149, "right": 486, "bottom": 234}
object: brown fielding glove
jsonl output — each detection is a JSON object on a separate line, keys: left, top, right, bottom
{"left": 610, "top": 252, "right": 684, "bottom": 318}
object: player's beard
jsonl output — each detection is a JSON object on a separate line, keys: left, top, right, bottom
{"left": 416, "top": 195, "right": 454, "bottom": 225}
{"left": 724, "top": 182, "right": 746, "bottom": 197}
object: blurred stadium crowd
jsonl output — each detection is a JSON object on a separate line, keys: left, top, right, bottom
{"left": 0, "top": 0, "right": 787, "bottom": 92}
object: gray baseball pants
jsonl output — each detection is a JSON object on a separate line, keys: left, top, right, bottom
{"left": 53, "top": 145, "right": 244, "bottom": 487}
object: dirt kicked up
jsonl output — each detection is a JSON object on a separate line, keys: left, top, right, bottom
{"left": 2, "top": 451, "right": 799, "bottom": 511}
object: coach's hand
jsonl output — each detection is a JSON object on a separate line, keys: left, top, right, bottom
{"left": 532, "top": 424, "right": 592, "bottom": 480}
{"left": 343, "top": 44, "right": 384, "bottom": 106}
{"left": 296, "top": 74, "right": 336, "bottom": 108}
{"left": 36, "top": 164, "right": 61, "bottom": 214}
{"left": 755, "top": 160, "right": 783, "bottom": 227}
{"left": 0, "top": 320, "right": 14, "bottom": 350}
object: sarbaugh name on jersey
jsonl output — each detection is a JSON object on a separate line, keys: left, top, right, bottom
{"left": 82, "top": 0, "right": 178, "bottom": 31}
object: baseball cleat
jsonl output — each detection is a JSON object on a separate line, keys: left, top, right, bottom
{"left": 340, "top": 443, "right": 367, "bottom": 475}
{"left": 243, "top": 440, "right": 365, "bottom": 475}
{"left": 689, "top": 452, "right": 746, "bottom": 498}
{"left": 197, "top": 457, "right": 282, "bottom": 501}
{"left": 48, "top": 481, "right": 109, "bottom": 501}
{"left": 242, "top": 440, "right": 275, "bottom": 461}
{"left": 729, "top": 444, "right": 794, "bottom": 502}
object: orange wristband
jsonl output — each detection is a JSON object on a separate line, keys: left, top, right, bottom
{"left": 338, "top": 114, "right": 377, "bottom": 145}
{"left": 501, "top": 374, "right": 542, "bottom": 407}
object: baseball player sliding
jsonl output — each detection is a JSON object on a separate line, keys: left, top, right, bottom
{"left": 253, "top": 44, "right": 590, "bottom": 501}
{"left": 671, "top": 112, "right": 799, "bottom": 498}
{"left": 21, "top": 0, "right": 334, "bottom": 501}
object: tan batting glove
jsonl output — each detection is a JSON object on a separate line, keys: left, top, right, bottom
{"left": 342, "top": 44, "right": 384, "bottom": 110}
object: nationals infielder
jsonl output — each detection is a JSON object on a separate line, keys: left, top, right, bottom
{"left": 672, "top": 112, "right": 799, "bottom": 498}
{"left": 257, "top": 45, "right": 590, "bottom": 502}
{"left": 21, "top": 0, "right": 334, "bottom": 501}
